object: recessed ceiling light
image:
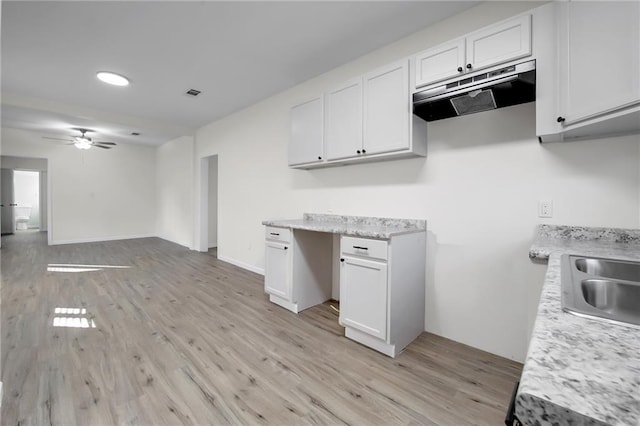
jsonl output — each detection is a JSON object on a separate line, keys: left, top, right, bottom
{"left": 96, "top": 71, "right": 130, "bottom": 87}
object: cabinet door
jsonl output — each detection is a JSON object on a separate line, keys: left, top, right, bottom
{"left": 363, "top": 60, "right": 410, "bottom": 156}
{"left": 264, "top": 241, "right": 291, "bottom": 300}
{"left": 465, "top": 14, "right": 531, "bottom": 73}
{"left": 325, "top": 78, "right": 363, "bottom": 161}
{"left": 559, "top": 2, "right": 640, "bottom": 125}
{"left": 414, "top": 38, "right": 465, "bottom": 88}
{"left": 288, "top": 96, "right": 324, "bottom": 166}
{"left": 340, "top": 256, "right": 388, "bottom": 340}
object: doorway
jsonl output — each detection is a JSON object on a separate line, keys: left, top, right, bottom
{"left": 197, "top": 155, "right": 218, "bottom": 255}
{"left": 0, "top": 156, "right": 49, "bottom": 245}
{"left": 13, "top": 170, "right": 41, "bottom": 232}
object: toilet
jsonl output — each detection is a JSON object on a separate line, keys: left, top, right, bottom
{"left": 14, "top": 206, "right": 31, "bottom": 231}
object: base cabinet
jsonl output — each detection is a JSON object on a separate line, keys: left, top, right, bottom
{"left": 340, "top": 256, "right": 388, "bottom": 340}
{"left": 339, "top": 233, "right": 425, "bottom": 357}
{"left": 264, "top": 241, "right": 291, "bottom": 300}
{"left": 264, "top": 227, "right": 333, "bottom": 314}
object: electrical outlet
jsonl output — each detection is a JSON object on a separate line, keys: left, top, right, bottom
{"left": 538, "top": 200, "right": 553, "bottom": 218}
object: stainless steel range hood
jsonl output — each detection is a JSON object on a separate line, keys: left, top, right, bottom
{"left": 413, "top": 60, "right": 536, "bottom": 122}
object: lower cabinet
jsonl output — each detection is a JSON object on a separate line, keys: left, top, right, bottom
{"left": 264, "top": 240, "right": 291, "bottom": 300}
{"left": 339, "top": 233, "right": 425, "bottom": 357}
{"left": 340, "top": 255, "right": 388, "bottom": 340}
{"left": 264, "top": 227, "right": 333, "bottom": 314}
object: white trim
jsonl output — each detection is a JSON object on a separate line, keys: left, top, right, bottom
{"left": 217, "top": 255, "right": 265, "bottom": 276}
{"left": 345, "top": 327, "right": 397, "bottom": 357}
{"left": 157, "top": 234, "right": 192, "bottom": 249}
{"left": 50, "top": 233, "right": 157, "bottom": 246}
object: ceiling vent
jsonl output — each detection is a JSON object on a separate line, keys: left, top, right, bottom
{"left": 185, "top": 89, "right": 201, "bottom": 97}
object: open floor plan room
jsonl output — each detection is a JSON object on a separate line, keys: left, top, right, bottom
{"left": 1, "top": 232, "right": 521, "bottom": 425}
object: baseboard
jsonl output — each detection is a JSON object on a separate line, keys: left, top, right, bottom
{"left": 50, "top": 233, "right": 157, "bottom": 246}
{"left": 217, "top": 255, "right": 265, "bottom": 276}
{"left": 156, "top": 234, "right": 192, "bottom": 249}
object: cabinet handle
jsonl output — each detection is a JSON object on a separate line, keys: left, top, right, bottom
{"left": 466, "top": 63, "right": 472, "bottom": 69}
{"left": 557, "top": 116, "right": 566, "bottom": 123}
{"left": 356, "top": 150, "right": 361, "bottom": 154}
{"left": 362, "top": 149, "right": 366, "bottom": 154}
{"left": 457, "top": 66, "right": 463, "bottom": 73}
{"left": 340, "top": 258, "right": 345, "bottom": 262}
{"left": 270, "top": 232, "right": 280, "bottom": 236}
{"left": 353, "top": 246, "right": 368, "bottom": 250}
{"left": 318, "top": 156, "right": 322, "bottom": 160}
{"left": 284, "top": 246, "right": 288, "bottom": 250}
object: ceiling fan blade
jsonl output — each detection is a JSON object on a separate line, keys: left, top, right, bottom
{"left": 95, "top": 141, "right": 116, "bottom": 145}
{"left": 93, "top": 144, "right": 112, "bottom": 149}
{"left": 43, "top": 137, "right": 73, "bottom": 142}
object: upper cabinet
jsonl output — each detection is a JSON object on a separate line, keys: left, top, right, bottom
{"left": 558, "top": 1, "right": 640, "bottom": 126}
{"left": 290, "top": 59, "right": 426, "bottom": 169}
{"left": 536, "top": 1, "right": 640, "bottom": 142}
{"left": 325, "top": 78, "right": 363, "bottom": 161}
{"left": 414, "top": 14, "right": 531, "bottom": 88}
{"left": 363, "top": 61, "right": 411, "bottom": 156}
{"left": 414, "top": 39, "right": 466, "bottom": 88}
{"left": 288, "top": 95, "right": 324, "bottom": 166}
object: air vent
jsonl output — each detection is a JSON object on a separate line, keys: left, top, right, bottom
{"left": 185, "top": 89, "right": 201, "bottom": 97}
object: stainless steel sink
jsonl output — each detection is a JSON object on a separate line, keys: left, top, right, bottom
{"left": 562, "top": 255, "right": 640, "bottom": 327}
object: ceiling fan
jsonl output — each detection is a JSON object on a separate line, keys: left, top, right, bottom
{"left": 44, "top": 128, "right": 117, "bottom": 150}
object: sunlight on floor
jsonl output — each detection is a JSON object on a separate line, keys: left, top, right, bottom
{"left": 53, "top": 307, "right": 96, "bottom": 328}
{"left": 47, "top": 263, "right": 132, "bottom": 273}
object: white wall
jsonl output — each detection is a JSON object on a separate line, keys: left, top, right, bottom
{"left": 13, "top": 170, "right": 40, "bottom": 229}
{"left": 208, "top": 155, "right": 218, "bottom": 248}
{"left": 1, "top": 128, "right": 157, "bottom": 244}
{"left": 193, "top": 1, "right": 640, "bottom": 361}
{"left": 156, "top": 135, "right": 194, "bottom": 248}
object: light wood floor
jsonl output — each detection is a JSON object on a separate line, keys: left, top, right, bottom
{"left": 1, "top": 232, "right": 522, "bottom": 425}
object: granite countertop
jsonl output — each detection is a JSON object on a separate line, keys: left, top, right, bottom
{"left": 517, "top": 224, "right": 640, "bottom": 425}
{"left": 262, "top": 213, "right": 426, "bottom": 239}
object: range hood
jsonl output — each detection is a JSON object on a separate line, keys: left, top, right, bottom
{"left": 413, "top": 60, "right": 536, "bottom": 122}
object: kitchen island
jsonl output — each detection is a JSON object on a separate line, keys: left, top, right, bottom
{"left": 517, "top": 225, "right": 640, "bottom": 425}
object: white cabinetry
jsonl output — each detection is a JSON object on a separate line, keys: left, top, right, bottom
{"left": 290, "top": 59, "right": 427, "bottom": 169}
{"left": 339, "top": 233, "right": 425, "bottom": 357}
{"left": 325, "top": 78, "right": 363, "bottom": 161}
{"left": 288, "top": 96, "right": 324, "bottom": 167}
{"left": 363, "top": 60, "right": 411, "bottom": 156}
{"left": 559, "top": 2, "right": 640, "bottom": 126}
{"left": 264, "top": 226, "right": 292, "bottom": 301}
{"left": 414, "top": 14, "right": 531, "bottom": 88}
{"left": 263, "top": 226, "right": 332, "bottom": 313}
{"left": 536, "top": 2, "right": 640, "bottom": 142}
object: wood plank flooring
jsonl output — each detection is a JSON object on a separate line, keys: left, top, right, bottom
{"left": 1, "top": 232, "right": 522, "bottom": 425}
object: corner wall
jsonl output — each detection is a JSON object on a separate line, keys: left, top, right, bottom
{"left": 193, "top": 1, "right": 640, "bottom": 362}
{"left": 156, "top": 135, "right": 195, "bottom": 248}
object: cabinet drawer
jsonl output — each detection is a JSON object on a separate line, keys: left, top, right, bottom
{"left": 265, "top": 226, "right": 291, "bottom": 243}
{"left": 341, "top": 236, "right": 388, "bottom": 261}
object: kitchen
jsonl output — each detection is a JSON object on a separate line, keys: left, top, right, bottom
{"left": 2, "top": 1, "right": 639, "bottom": 425}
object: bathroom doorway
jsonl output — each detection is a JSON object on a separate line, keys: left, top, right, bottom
{"left": 13, "top": 170, "right": 41, "bottom": 232}
{"left": 0, "top": 156, "right": 49, "bottom": 246}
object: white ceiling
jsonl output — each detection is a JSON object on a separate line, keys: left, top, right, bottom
{"left": 1, "top": 1, "right": 478, "bottom": 146}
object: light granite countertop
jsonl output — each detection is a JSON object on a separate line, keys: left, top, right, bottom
{"left": 262, "top": 213, "right": 426, "bottom": 239}
{"left": 517, "top": 225, "right": 640, "bottom": 425}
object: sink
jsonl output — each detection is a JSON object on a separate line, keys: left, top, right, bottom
{"left": 575, "top": 257, "right": 640, "bottom": 282}
{"left": 562, "top": 255, "right": 640, "bottom": 327}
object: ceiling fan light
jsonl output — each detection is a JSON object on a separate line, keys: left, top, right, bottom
{"left": 74, "top": 140, "right": 92, "bottom": 150}
{"left": 96, "top": 71, "right": 129, "bottom": 87}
